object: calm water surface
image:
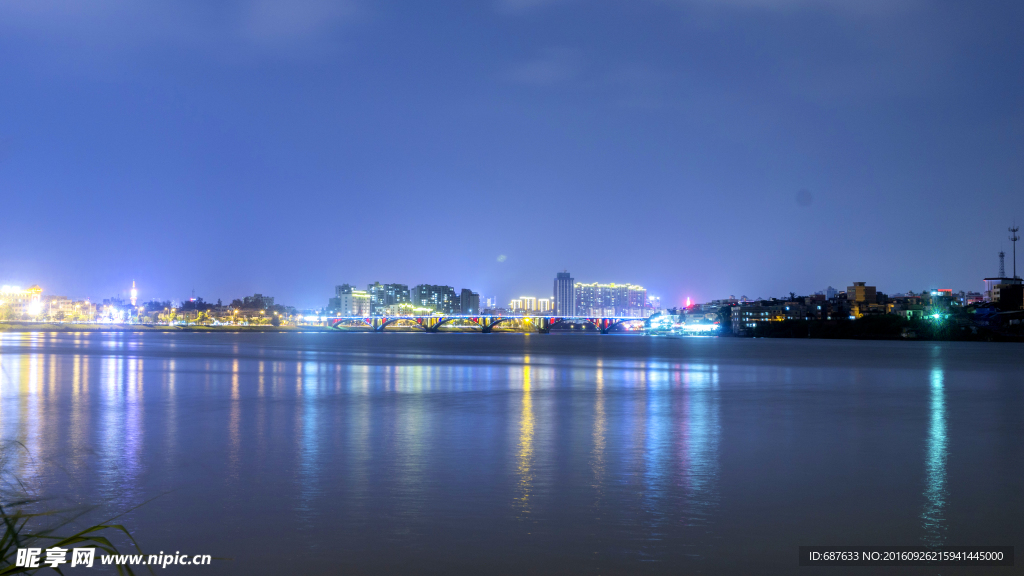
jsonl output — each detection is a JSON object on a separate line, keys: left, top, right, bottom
{"left": 0, "top": 332, "right": 1021, "bottom": 575}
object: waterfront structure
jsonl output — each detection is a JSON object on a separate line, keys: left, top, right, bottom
{"left": 44, "top": 296, "right": 95, "bottom": 321}
{"left": 413, "top": 284, "right": 459, "bottom": 314}
{"left": 0, "top": 285, "right": 43, "bottom": 318}
{"left": 328, "top": 313, "right": 647, "bottom": 334}
{"left": 574, "top": 282, "right": 649, "bottom": 317}
{"left": 553, "top": 272, "right": 575, "bottom": 316}
{"left": 730, "top": 296, "right": 834, "bottom": 333}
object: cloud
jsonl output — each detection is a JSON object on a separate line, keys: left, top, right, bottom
{"left": 501, "top": 48, "right": 582, "bottom": 85}
{"left": 498, "top": 0, "right": 917, "bottom": 16}
{"left": 667, "top": 0, "right": 919, "bottom": 17}
{"left": 240, "top": 0, "right": 358, "bottom": 44}
{"left": 495, "top": 0, "right": 565, "bottom": 14}
{"left": 0, "top": 0, "right": 360, "bottom": 56}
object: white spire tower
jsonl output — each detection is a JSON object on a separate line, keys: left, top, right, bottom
{"left": 130, "top": 280, "right": 138, "bottom": 307}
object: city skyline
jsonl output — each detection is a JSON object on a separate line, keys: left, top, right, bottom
{"left": 0, "top": 258, "right": 1015, "bottom": 311}
{"left": 1, "top": 2, "right": 1022, "bottom": 307}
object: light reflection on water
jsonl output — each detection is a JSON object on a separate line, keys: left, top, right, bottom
{"left": 680, "top": 365, "right": 720, "bottom": 529}
{"left": 516, "top": 359, "right": 534, "bottom": 518}
{"left": 0, "top": 332, "right": 1018, "bottom": 574}
{"left": 922, "top": 366, "right": 947, "bottom": 546}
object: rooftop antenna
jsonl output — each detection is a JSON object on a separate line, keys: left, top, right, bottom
{"left": 999, "top": 250, "right": 1006, "bottom": 278}
{"left": 1011, "top": 225, "right": 1021, "bottom": 280}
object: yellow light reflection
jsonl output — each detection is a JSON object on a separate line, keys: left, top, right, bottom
{"left": 229, "top": 359, "right": 240, "bottom": 480}
{"left": 516, "top": 361, "right": 534, "bottom": 516}
{"left": 592, "top": 359, "right": 606, "bottom": 502}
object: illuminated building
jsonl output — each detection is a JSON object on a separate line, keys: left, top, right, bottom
{"left": 45, "top": 295, "right": 85, "bottom": 320}
{"left": 328, "top": 284, "right": 352, "bottom": 312}
{"left": 846, "top": 282, "right": 876, "bottom": 304}
{"left": 367, "top": 283, "right": 411, "bottom": 315}
{"left": 731, "top": 301, "right": 787, "bottom": 332}
{"left": 510, "top": 298, "right": 531, "bottom": 312}
{"left": 553, "top": 272, "right": 575, "bottom": 316}
{"left": 130, "top": 281, "right": 138, "bottom": 307}
{"left": 729, "top": 296, "right": 836, "bottom": 333}
{"left": 337, "top": 290, "right": 372, "bottom": 316}
{"left": 574, "top": 282, "right": 649, "bottom": 317}
{"left": 382, "top": 302, "right": 434, "bottom": 316}
{"left": 412, "top": 285, "right": 459, "bottom": 314}
{"left": 509, "top": 296, "right": 550, "bottom": 315}
{"left": 846, "top": 282, "right": 885, "bottom": 318}
{"left": 0, "top": 285, "right": 43, "bottom": 318}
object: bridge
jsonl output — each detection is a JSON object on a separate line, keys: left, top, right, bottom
{"left": 325, "top": 315, "right": 648, "bottom": 334}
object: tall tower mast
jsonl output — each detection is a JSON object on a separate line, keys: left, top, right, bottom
{"left": 1011, "top": 225, "right": 1021, "bottom": 280}
{"left": 999, "top": 250, "right": 1005, "bottom": 278}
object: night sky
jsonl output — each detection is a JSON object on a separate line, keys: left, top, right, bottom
{"left": 1, "top": 0, "right": 1022, "bottom": 308}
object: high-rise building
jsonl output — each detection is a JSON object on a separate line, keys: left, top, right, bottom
{"left": 337, "top": 290, "right": 371, "bottom": 316}
{"left": 646, "top": 295, "right": 660, "bottom": 311}
{"left": 510, "top": 296, "right": 547, "bottom": 314}
{"left": 573, "top": 282, "right": 648, "bottom": 317}
{"left": 328, "top": 284, "right": 355, "bottom": 313}
{"left": 553, "top": 272, "right": 575, "bottom": 316}
{"left": 460, "top": 289, "right": 480, "bottom": 315}
{"left": 367, "top": 283, "right": 411, "bottom": 315}
{"left": 412, "top": 285, "right": 459, "bottom": 314}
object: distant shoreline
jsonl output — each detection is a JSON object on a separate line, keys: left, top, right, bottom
{"left": 0, "top": 322, "right": 543, "bottom": 334}
{"left": 0, "top": 322, "right": 330, "bottom": 333}
{"left": 0, "top": 322, "right": 637, "bottom": 335}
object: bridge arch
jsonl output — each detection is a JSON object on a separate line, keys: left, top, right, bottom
{"left": 376, "top": 317, "right": 429, "bottom": 332}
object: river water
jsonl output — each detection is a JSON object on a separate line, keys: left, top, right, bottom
{"left": 0, "top": 331, "right": 1020, "bottom": 574}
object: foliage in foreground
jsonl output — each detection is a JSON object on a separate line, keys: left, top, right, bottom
{"left": 0, "top": 442, "right": 148, "bottom": 575}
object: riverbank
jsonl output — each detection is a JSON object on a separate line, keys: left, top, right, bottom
{"left": 734, "top": 316, "right": 1024, "bottom": 342}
